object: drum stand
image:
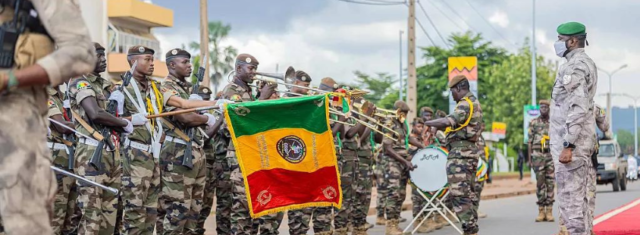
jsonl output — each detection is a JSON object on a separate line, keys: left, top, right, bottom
{"left": 403, "top": 188, "right": 463, "bottom": 234}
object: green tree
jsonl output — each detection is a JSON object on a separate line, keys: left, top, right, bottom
{"left": 617, "top": 129, "right": 635, "bottom": 155}
{"left": 351, "top": 71, "right": 396, "bottom": 105}
{"left": 190, "top": 21, "right": 238, "bottom": 92}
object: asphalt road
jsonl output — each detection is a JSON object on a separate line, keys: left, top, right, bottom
{"left": 361, "top": 179, "right": 640, "bottom": 235}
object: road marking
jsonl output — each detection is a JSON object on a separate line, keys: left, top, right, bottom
{"left": 594, "top": 197, "right": 640, "bottom": 225}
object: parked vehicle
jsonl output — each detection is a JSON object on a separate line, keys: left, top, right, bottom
{"left": 596, "top": 140, "right": 628, "bottom": 192}
{"left": 627, "top": 155, "right": 638, "bottom": 181}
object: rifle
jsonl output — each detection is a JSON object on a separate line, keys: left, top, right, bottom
{"left": 62, "top": 84, "right": 77, "bottom": 171}
{"left": 182, "top": 54, "right": 208, "bottom": 169}
{"left": 89, "top": 61, "right": 137, "bottom": 171}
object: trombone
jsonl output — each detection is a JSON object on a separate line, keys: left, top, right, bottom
{"left": 351, "top": 102, "right": 400, "bottom": 136}
{"left": 328, "top": 108, "right": 398, "bottom": 142}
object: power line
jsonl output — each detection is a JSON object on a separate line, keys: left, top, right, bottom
{"left": 463, "top": 0, "right": 517, "bottom": 47}
{"left": 425, "top": 0, "right": 463, "bottom": 31}
{"left": 336, "top": 0, "right": 406, "bottom": 6}
{"left": 438, "top": 0, "right": 480, "bottom": 33}
{"left": 415, "top": 18, "right": 436, "bottom": 46}
{"left": 417, "top": 0, "right": 450, "bottom": 49}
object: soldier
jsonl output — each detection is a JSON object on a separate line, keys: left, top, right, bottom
{"left": 408, "top": 118, "right": 439, "bottom": 233}
{"left": 420, "top": 106, "right": 434, "bottom": 123}
{"left": 221, "top": 54, "right": 281, "bottom": 235}
{"left": 474, "top": 124, "right": 488, "bottom": 219}
{"left": 351, "top": 105, "right": 380, "bottom": 234}
{"left": 424, "top": 75, "right": 483, "bottom": 235}
{"left": 549, "top": 22, "right": 598, "bottom": 235}
{"left": 0, "top": 1, "right": 95, "bottom": 234}
{"left": 527, "top": 100, "right": 555, "bottom": 222}
{"left": 383, "top": 101, "right": 425, "bottom": 235}
{"left": 284, "top": 70, "right": 311, "bottom": 97}
{"left": 156, "top": 48, "right": 218, "bottom": 234}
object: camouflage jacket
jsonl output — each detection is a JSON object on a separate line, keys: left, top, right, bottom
{"left": 550, "top": 48, "right": 598, "bottom": 168}
{"left": 221, "top": 81, "right": 254, "bottom": 151}
{"left": 68, "top": 74, "right": 111, "bottom": 138}
{"left": 160, "top": 74, "right": 203, "bottom": 141}
{"left": 123, "top": 78, "right": 164, "bottom": 145}
{"left": 46, "top": 88, "right": 66, "bottom": 143}
{"left": 528, "top": 116, "right": 550, "bottom": 150}
{"left": 382, "top": 118, "right": 409, "bottom": 157}
{"left": 445, "top": 92, "right": 483, "bottom": 148}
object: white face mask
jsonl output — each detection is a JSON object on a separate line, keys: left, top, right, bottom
{"left": 554, "top": 40, "right": 568, "bottom": 57}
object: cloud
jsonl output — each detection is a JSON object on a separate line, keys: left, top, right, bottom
{"left": 489, "top": 10, "right": 510, "bottom": 28}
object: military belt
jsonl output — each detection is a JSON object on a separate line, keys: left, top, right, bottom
{"left": 341, "top": 149, "right": 358, "bottom": 160}
{"left": 78, "top": 137, "right": 101, "bottom": 147}
{"left": 124, "top": 138, "right": 152, "bottom": 152}
{"left": 447, "top": 140, "right": 474, "bottom": 149}
{"left": 164, "top": 136, "right": 200, "bottom": 148}
{"left": 47, "top": 142, "right": 68, "bottom": 151}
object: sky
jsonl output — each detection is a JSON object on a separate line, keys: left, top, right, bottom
{"left": 151, "top": 0, "right": 640, "bottom": 108}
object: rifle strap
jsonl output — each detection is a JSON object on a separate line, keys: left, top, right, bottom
{"left": 70, "top": 109, "right": 104, "bottom": 141}
{"left": 159, "top": 117, "right": 192, "bottom": 142}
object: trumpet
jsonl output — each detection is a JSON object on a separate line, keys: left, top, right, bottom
{"left": 328, "top": 108, "right": 399, "bottom": 142}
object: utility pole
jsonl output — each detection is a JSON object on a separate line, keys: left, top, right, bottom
{"left": 399, "top": 30, "right": 404, "bottom": 101}
{"left": 531, "top": 0, "right": 536, "bottom": 105}
{"left": 407, "top": 0, "right": 417, "bottom": 123}
{"left": 200, "top": 0, "right": 210, "bottom": 88}
{"left": 602, "top": 64, "right": 628, "bottom": 131}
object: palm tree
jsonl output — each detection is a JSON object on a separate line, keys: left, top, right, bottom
{"left": 190, "top": 21, "right": 238, "bottom": 93}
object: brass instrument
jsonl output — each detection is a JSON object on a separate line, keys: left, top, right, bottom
{"left": 351, "top": 101, "right": 399, "bottom": 136}
{"left": 328, "top": 108, "right": 398, "bottom": 142}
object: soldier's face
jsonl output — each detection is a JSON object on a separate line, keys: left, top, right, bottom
{"left": 292, "top": 80, "right": 310, "bottom": 95}
{"left": 540, "top": 104, "right": 550, "bottom": 116}
{"left": 414, "top": 123, "right": 424, "bottom": 133}
{"left": 95, "top": 52, "right": 106, "bottom": 73}
{"left": 172, "top": 57, "right": 192, "bottom": 78}
{"left": 133, "top": 55, "right": 155, "bottom": 76}
{"left": 422, "top": 111, "right": 432, "bottom": 121}
{"left": 236, "top": 64, "right": 257, "bottom": 83}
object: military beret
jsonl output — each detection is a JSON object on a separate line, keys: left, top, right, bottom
{"left": 420, "top": 106, "right": 433, "bottom": 114}
{"left": 436, "top": 110, "right": 447, "bottom": 118}
{"left": 448, "top": 75, "right": 468, "bottom": 88}
{"left": 413, "top": 118, "right": 424, "bottom": 125}
{"left": 557, "top": 22, "right": 586, "bottom": 36}
{"left": 127, "top": 45, "right": 155, "bottom": 56}
{"left": 294, "top": 70, "right": 312, "bottom": 82}
{"left": 165, "top": 48, "right": 191, "bottom": 61}
{"left": 394, "top": 100, "right": 410, "bottom": 113}
{"left": 94, "top": 42, "right": 105, "bottom": 53}
{"left": 198, "top": 86, "right": 212, "bottom": 95}
{"left": 539, "top": 100, "right": 550, "bottom": 105}
{"left": 235, "top": 53, "right": 259, "bottom": 66}
{"left": 320, "top": 77, "right": 338, "bottom": 91}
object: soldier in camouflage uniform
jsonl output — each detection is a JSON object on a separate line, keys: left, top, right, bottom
{"left": 221, "top": 54, "right": 282, "bottom": 235}
{"left": 424, "top": 75, "right": 483, "bottom": 235}
{"left": 47, "top": 85, "right": 79, "bottom": 235}
{"left": 196, "top": 86, "right": 234, "bottom": 235}
{"left": 156, "top": 49, "right": 218, "bottom": 234}
{"left": 0, "top": 1, "right": 95, "bottom": 234}
{"left": 474, "top": 130, "right": 488, "bottom": 219}
{"left": 527, "top": 100, "right": 555, "bottom": 222}
{"left": 550, "top": 22, "right": 598, "bottom": 235}
{"left": 382, "top": 101, "right": 425, "bottom": 235}
{"left": 69, "top": 42, "right": 133, "bottom": 235}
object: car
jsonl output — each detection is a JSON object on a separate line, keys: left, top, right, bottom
{"left": 596, "top": 140, "right": 628, "bottom": 192}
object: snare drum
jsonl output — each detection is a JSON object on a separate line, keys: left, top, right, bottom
{"left": 409, "top": 146, "right": 449, "bottom": 192}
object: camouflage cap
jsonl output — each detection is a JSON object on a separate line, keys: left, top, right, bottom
{"left": 127, "top": 45, "right": 155, "bottom": 56}
{"left": 235, "top": 53, "right": 259, "bottom": 67}
{"left": 294, "top": 70, "right": 312, "bottom": 82}
{"left": 539, "top": 99, "right": 550, "bottom": 105}
{"left": 420, "top": 106, "right": 433, "bottom": 114}
{"left": 94, "top": 42, "right": 105, "bottom": 53}
{"left": 319, "top": 77, "right": 338, "bottom": 91}
{"left": 165, "top": 48, "right": 191, "bottom": 61}
{"left": 198, "top": 86, "right": 212, "bottom": 95}
{"left": 448, "top": 75, "right": 468, "bottom": 88}
{"left": 394, "top": 100, "right": 410, "bottom": 113}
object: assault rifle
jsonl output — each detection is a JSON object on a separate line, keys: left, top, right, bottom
{"left": 182, "top": 55, "right": 208, "bottom": 169}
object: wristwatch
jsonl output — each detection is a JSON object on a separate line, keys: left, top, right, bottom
{"left": 563, "top": 141, "right": 576, "bottom": 149}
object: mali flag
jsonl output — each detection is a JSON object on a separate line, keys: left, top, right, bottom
{"left": 224, "top": 94, "right": 342, "bottom": 218}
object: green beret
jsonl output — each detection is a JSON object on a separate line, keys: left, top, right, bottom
{"left": 127, "top": 45, "right": 155, "bottom": 56}
{"left": 235, "top": 53, "right": 259, "bottom": 67}
{"left": 94, "top": 42, "right": 105, "bottom": 53}
{"left": 319, "top": 77, "right": 338, "bottom": 91}
{"left": 448, "top": 75, "right": 468, "bottom": 88}
{"left": 420, "top": 106, "right": 433, "bottom": 114}
{"left": 294, "top": 70, "right": 312, "bottom": 82}
{"left": 557, "top": 22, "right": 586, "bottom": 36}
{"left": 198, "top": 86, "right": 212, "bottom": 95}
{"left": 394, "top": 100, "right": 410, "bottom": 113}
{"left": 165, "top": 48, "right": 191, "bottom": 61}
{"left": 539, "top": 99, "right": 550, "bottom": 105}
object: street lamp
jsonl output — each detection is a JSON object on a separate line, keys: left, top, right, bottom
{"left": 612, "top": 93, "right": 639, "bottom": 156}
{"left": 601, "top": 64, "right": 628, "bottom": 131}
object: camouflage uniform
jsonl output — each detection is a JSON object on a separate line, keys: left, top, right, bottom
{"left": 528, "top": 116, "right": 555, "bottom": 207}
{"left": 333, "top": 124, "right": 359, "bottom": 234}
{"left": 473, "top": 136, "right": 488, "bottom": 211}
{"left": 46, "top": 87, "right": 80, "bottom": 235}
{"left": 382, "top": 118, "right": 410, "bottom": 221}
{"left": 550, "top": 48, "right": 598, "bottom": 235}
{"left": 69, "top": 74, "right": 122, "bottom": 235}
{"left": 120, "top": 78, "right": 163, "bottom": 235}
{"left": 222, "top": 82, "right": 283, "bottom": 234}
{"left": 444, "top": 92, "right": 483, "bottom": 234}
{"left": 410, "top": 132, "right": 426, "bottom": 219}
{"left": 196, "top": 127, "right": 232, "bottom": 235}
{"left": 352, "top": 131, "right": 375, "bottom": 232}
{"left": 0, "top": 1, "right": 94, "bottom": 234}
{"left": 157, "top": 75, "right": 207, "bottom": 234}
{"left": 374, "top": 151, "right": 388, "bottom": 220}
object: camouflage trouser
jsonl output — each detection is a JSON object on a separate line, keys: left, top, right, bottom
{"left": 411, "top": 190, "right": 426, "bottom": 218}
{"left": 74, "top": 142, "right": 122, "bottom": 235}
{"left": 286, "top": 207, "right": 332, "bottom": 235}
{"left": 121, "top": 146, "right": 161, "bottom": 235}
{"left": 196, "top": 153, "right": 232, "bottom": 235}
{"left": 157, "top": 142, "right": 207, "bottom": 235}
{"left": 446, "top": 153, "right": 479, "bottom": 234}
{"left": 473, "top": 180, "right": 485, "bottom": 212}
{"left": 227, "top": 150, "right": 282, "bottom": 235}
{"left": 384, "top": 156, "right": 409, "bottom": 220}
{"left": 50, "top": 147, "right": 80, "bottom": 235}
{"left": 374, "top": 155, "right": 388, "bottom": 218}
{"left": 556, "top": 160, "right": 596, "bottom": 235}
{"left": 334, "top": 151, "right": 356, "bottom": 231}
{"left": 532, "top": 151, "right": 555, "bottom": 206}
{"left": 352, "top": 156, "right": 373, "bottom": 228}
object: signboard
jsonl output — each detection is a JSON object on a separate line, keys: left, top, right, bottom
{"left": 523, "top": 104, "right": 541, "bottom": 143}
{"left": 492, "top": 122, "right": 507, "bottom": 139}
{"left": 448, "top": 57, "right": 478, "bottom": 113}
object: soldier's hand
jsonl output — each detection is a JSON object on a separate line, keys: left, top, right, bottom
{"left": 559, "top": 148, "right": 573, "bottom": 164}
{"left": 403, "top": 160, "right": 415, "bottom": 171}
{"left": 258, "top": 83, "right": 277, "bottom": 100}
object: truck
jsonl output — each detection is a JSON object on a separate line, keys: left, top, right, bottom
{"left": 596, "top": 140, "right": 628, "bottom": 192}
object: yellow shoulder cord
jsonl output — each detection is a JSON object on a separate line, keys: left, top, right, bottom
{"left": 541, "top": 135, "right": 550, "bottom": 149}
{"left": 444, "top": 97, "right": 473, "bottom": 134}
{"left": 146, "top": 82, "right": 164, "bottom": 130}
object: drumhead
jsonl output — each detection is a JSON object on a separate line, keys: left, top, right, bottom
{"left": 410, "top": 146, "right": 449, "bottom": 192}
